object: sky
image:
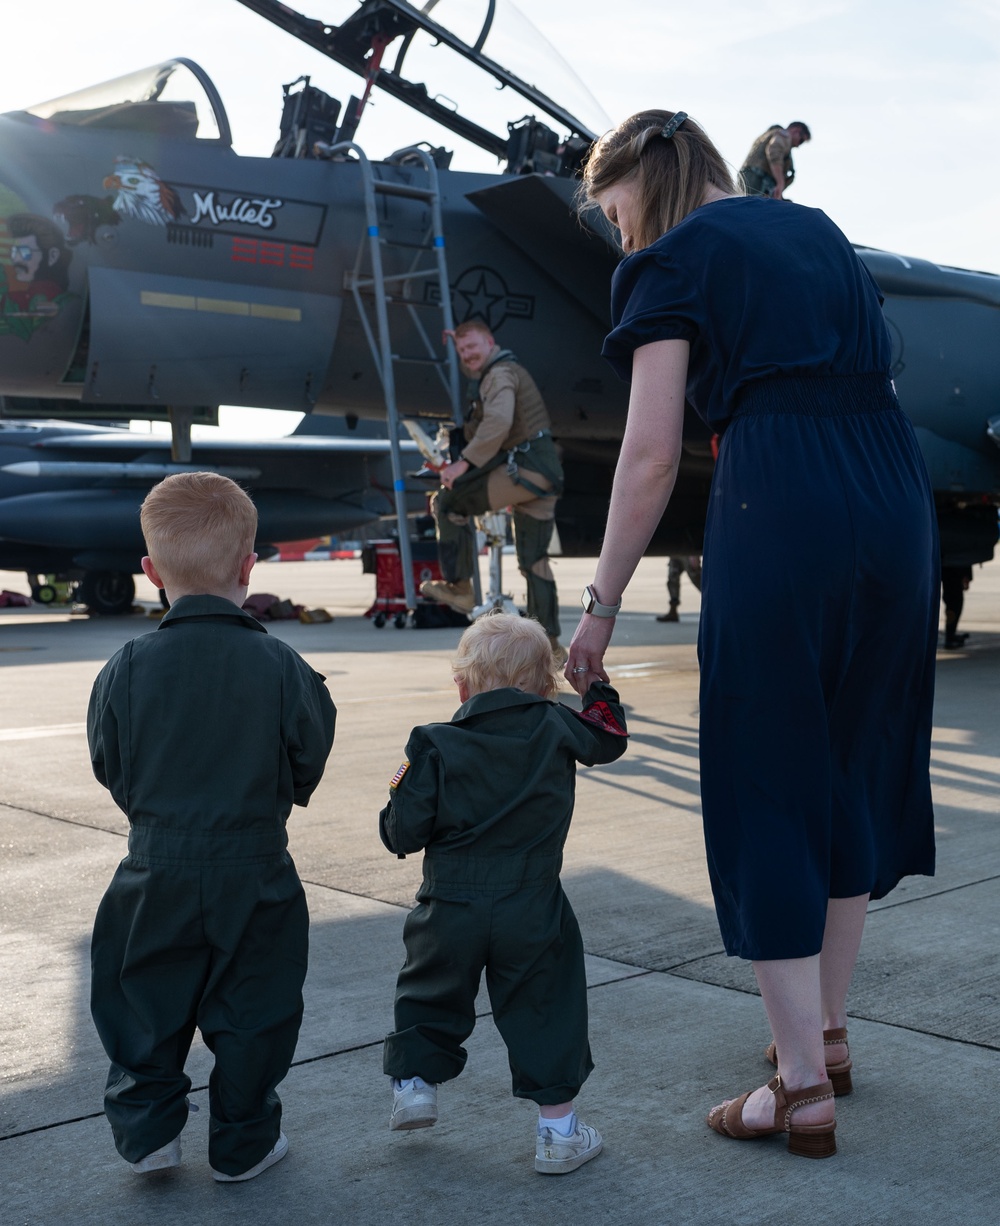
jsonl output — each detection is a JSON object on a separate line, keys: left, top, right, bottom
{"left": 1, "top": 0, "right": 997, "bottom": 434}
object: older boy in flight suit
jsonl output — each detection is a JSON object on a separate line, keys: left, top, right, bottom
{"left": 379, "top": 613, "right": 628, "bottom": 1174}
{"left": 88, "top": 473, "right": 336, "bottom": 1182}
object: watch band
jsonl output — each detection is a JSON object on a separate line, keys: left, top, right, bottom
{"left": 582, "top": 584, "right": 621, "bottom": 618}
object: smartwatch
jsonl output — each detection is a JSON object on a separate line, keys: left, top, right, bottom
{"left": 581, "top": 584, "right": 621, "bottom": 618}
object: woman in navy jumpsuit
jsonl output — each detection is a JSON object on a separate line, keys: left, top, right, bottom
{"left": 565, "top": 110, "right": 937, "bottom": 1156}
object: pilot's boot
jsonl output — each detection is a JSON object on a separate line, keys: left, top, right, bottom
{"left": 657, "top": 603, "right": 680, "bottom": 623}
{"left": 420, "top": 578, "right": 475, "bottom": 614}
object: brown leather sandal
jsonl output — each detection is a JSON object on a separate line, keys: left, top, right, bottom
{"left": 706, "top": 1076, "right": 836, "bottom": 1158}
{"left": 765, "top": 1027, "right": 853, "bottom": 1096}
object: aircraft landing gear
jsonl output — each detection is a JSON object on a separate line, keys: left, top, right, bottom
{"left": 78, "top": 570, "right": 136, "bottom": 616}
{"left": 31, "top": 581, "right": 60, "bottom": 605}
{"left": 27, "top": 573, "right": 72, "bottom": 606}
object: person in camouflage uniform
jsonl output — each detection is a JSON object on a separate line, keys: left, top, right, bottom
{"left": 658, "top": 554, "right": 703, "bottom": 622}
{"left": 421, "top": 319, "right": 565, "bottom": 658}
{"left": 740, "top": 122, "right": 811, "bottom": 198}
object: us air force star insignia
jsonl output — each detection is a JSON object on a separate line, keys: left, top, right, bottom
{"left": 389, "top": 760, "right": 410, "bottom": 790}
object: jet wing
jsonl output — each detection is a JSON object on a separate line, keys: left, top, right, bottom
{"left": 856, "top": 248, "right": 1000, "bottom": 306}
{"left": 465, "top": 176, "right": 621, "bottom": 328}
{"left": 31, "top": 432, "right": 418, "bottom": 456}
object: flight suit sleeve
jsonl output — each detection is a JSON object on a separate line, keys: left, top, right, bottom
{"left": 284, "top": 655, "right": 337, "bottom": 807}
{"left": 87, "top": 663, "right": 112, "bottom": 790}
{"left": 566, "top": 681, "right": 629, "bottom": 767}
{"left": 86, "top": 647, "right": 131, "bottom": 812}
{"left": 461, "top": 364, "right": 517, "bottom": 468}
{"left": 379, "top": 730, "right": 441, "bottom": 857}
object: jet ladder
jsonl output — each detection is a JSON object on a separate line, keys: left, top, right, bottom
{"left": 330, "top": 142, "right": 464, "bottom": 615}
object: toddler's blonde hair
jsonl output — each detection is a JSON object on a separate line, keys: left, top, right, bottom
{"left": 453, "top": 612, "right": 559, "bottom": 699}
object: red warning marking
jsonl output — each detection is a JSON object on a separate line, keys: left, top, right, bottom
{"left": 289, "top": 245, "right": 314, "bottom": 270}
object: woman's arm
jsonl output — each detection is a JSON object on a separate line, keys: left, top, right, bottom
{"left": 565, "top": 337, "right": 689, "bottom": 693}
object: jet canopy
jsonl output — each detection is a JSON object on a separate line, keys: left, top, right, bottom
{"left": 21, "top": 59, "right": 232, "bottom": 144}
{"left": 237, "top": 0, "right": 609, "bottom": 174}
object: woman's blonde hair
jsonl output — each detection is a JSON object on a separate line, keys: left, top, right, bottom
{"left": 580, "top": 109, "right": 738, "bottom": 251}
{"left": 453, "top": 612, "right": 559, "bottom": 699}
{"left": 140, "top": 472, "right": 257, "bottom": 591}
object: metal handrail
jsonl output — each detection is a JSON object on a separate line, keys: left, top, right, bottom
{"left": 330, "top": 141, "right": 464, "bottom": 614}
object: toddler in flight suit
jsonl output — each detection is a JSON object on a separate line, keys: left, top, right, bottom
{"left": 87, "top": 473, "right": 336, "bottom": 1182}
{"left": 379, "top": 612, "right": 628, "bottom": 1174}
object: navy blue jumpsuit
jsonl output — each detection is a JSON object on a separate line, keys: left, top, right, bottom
{"left": 603, "top": 197, "right": 937, "bottom": 961}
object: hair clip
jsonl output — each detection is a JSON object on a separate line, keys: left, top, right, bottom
{"left": 660, "top": 112, "right": 688, "bottom": 140}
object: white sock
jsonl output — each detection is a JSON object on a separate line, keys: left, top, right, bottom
{"left": 539, "top": 1110, "right": 576, "bottom": 1136}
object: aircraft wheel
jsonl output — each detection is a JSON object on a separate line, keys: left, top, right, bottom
{"left": 32, "top": 584, "right": 59, "bottom": 605}
{"left": 373, "top": 612, "right": 387, "bottom": 628}
{"left": 78, "top": 570, "right": 136, "bottom": 616}
{"left": 394, "top": 613, "right": 408, "bottom": 629}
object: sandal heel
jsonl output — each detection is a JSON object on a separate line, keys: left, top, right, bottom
{"left": 788, "top": 1124, "right": 837, "bottom": 1159}
{"left": 828, "top": 1065, "right": 853, "bottom": 1097}
{"left": 767, "top": 1029, "right": 854, "bottom": 1097}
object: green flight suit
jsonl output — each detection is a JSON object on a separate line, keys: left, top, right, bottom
{"left": 380, "top": 682, "right": 627, "bottom": 1104}
{"left": 87, "top": 595, "right": 336, "bottom": 1176}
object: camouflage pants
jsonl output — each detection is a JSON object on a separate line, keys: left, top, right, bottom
{"left": 667, "top": 556, "right": 703, "bottom": 607}
{"left": 740, "top": 166, "right": 776, "bottom": 197}
{"left": 433, "top": 449, "right": 561, "bottom": 638}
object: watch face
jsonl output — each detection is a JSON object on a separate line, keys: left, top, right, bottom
{"left": 581, "top": 585, "right": 595, "bottom": 612}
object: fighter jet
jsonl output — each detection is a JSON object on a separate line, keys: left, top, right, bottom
{"left": 0, "top": 415, "right": 416, "bottom": 612}
{"left": 0, "top": 0, "right": 996, "bottom": 597}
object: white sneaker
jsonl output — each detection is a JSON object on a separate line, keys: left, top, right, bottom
{"left": 389, "top": 1078, "right": 439, "bottom": 1131}
{"left": 534, "top": 1117, "right": 603, "bottom": 1175}
{"left": 211, "top": 1131, "right": 289, "bottom": 1182}
{"left": 129, "top": 1134, "right": 182, "bottom": 1174}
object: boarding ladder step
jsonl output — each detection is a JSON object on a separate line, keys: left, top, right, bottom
{"left": 324, "top": 140, "right": 468, "bottom": 614}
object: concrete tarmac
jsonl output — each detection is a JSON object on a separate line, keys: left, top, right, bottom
{"left": 1, "top": 552, "right": 998, "bottom": 1224}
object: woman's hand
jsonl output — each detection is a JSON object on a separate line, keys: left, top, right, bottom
{"left": 562, "top": 337, "right": 690, "bottom": 696}
{"left": 564, "top": 613, "right": 615, "bottom": 695}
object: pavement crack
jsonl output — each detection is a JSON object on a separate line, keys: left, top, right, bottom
{"left": 1, "top": 1109, "right": 106, "bottom": 1143}
{"left": 297, "top": 877, "right": 411, "bottom": 909}
{"left": 0, "top": 972, "right": 656, "bottom": 1143}
{"left": 0, "top": 801, "right": 126, "bottom": 838}
{"left": 868, "top": 873, "right": 1000, "bottom": 910}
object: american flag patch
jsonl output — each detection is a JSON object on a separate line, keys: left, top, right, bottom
{"left": 389, "top": 760, "right": 410, "bottom": 789}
